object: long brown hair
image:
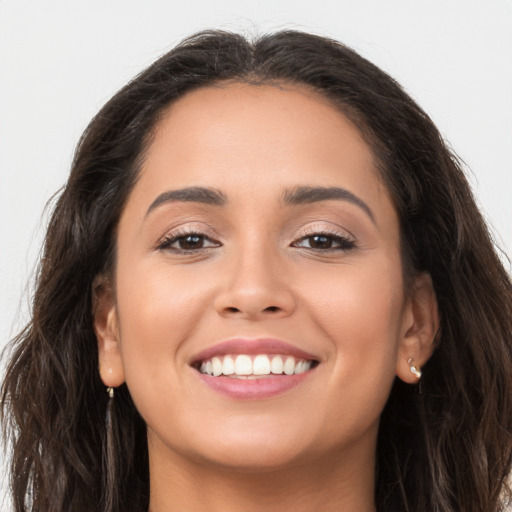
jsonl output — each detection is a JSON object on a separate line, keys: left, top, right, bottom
{"left": 2, "top": 30, "right": 512, "bottom": 512}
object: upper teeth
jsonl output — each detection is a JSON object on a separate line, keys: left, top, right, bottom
{"left": 199, "top": 354, "right": 313, "bottom": 377}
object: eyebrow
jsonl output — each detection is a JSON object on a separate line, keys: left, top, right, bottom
{"left": 282, "top": 186, "right": 375, "bottom": 224}
{"left": 145, "top": 186, "right": 227, "bottom": 216}
{"left": 145, "top": 184, "right": 375, "bottom": 224}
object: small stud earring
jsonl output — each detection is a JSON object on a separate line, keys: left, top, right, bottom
{"left": 408, "top": 359, "right": 422, "bottom": 379}
{"left": 107, "top": 387, "right": 114, "bottom": 398}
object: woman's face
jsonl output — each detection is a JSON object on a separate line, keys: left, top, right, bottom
{"left": 96, "top": 83, "right": 435, "bottom": 473}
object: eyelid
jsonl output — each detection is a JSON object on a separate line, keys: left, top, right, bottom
{"left": 291, "top": 223, "right": 357, "bottom": 251}
{"left": 156, "top": 221, "right": 220, "bottom": 242}
{"left": 293, "top": 223, "right": 355, "bottom": 241}
{"left": 155, "top": 224, "right": 222, "bottom": 252}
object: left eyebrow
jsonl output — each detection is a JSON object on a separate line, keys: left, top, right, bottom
{"left": 282, "top": 186, "right": 375, "bottom": 224}
{"left": 145, "top": 186, "right": 227, "bottom": 217}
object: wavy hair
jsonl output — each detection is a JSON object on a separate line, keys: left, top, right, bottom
{"left": 2, "top": 30, "right": 512, "bottom": 512}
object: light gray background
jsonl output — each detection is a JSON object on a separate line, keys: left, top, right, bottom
{"left": 1, "top": 0, "right": 511, "bottom": 507}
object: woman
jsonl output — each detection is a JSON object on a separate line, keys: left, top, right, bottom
{"left": 2, "top": 30, "right": 511, "bottom": 512}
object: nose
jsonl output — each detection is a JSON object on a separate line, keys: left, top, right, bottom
{"left": 213, "top": 247, "right": 296, "bottom": 321}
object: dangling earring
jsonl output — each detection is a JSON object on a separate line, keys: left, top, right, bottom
{"left": 408, "top": 359, "right": 422, "bottom": 379}
{"left": 103, "top": 386, "right": 116, "bottom": 512}
{"left": 105, "top": 385, "right": 115, "bottom": 463}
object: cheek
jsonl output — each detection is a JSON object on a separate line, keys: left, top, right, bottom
{"left": 299, "top": 257, "right": 404, "bottom": 421}
{"left": 113, "top": 260, "right": 213, "bottom": 390}
{"left": 302, "top": 254, "right": 404, "bottom": 335}
{"left": 112, "top": 260, "right": 223, "bottom": 438}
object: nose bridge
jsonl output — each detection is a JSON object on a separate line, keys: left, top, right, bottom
{"left": 215, "top": 232, "right": 295, "bottom": 319}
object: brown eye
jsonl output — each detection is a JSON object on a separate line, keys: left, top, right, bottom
{"left": 293, "top": 233, "right": 356, "bottom": 251}
{"left": 308, "top": 235, "right": 334, "bottom": 249}
{"left": 178, "top": 235, "right": 205, "bottom": 250}
{"left": 158, "top": 232, "right": 221, "bottom": 253}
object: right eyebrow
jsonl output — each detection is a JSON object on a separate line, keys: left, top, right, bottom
{"left": 282, "top": 185, "right": 376, "bottom": 225}
{"left": 145, "top": 186, "right": 227, "bottom": 217}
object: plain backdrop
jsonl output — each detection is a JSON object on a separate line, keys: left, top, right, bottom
{"left": 1, "top": 0, "right": 511, "bottom": 507}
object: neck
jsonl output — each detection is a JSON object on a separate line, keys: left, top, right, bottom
{"left": 147, "top": 437, "right": 377, "bottom": 512}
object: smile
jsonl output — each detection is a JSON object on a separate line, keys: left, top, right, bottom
{"left": 190, "top": 338, "right": 320, "bottom": 399}
{"left": 197, "top": 354, "right": 315, "bottom": 378}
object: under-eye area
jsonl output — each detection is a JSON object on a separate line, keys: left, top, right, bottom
{"left": 192, "top": 354, "right": 320, "bottom": 378}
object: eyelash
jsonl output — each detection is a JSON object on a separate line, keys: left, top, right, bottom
{"left": 291, "top": 229, "right": 356, "bottom": 252}
{"left": 157, "top": 229, "right": 221, "bottom": 254}
{"left": 157, "top": 228, "right": 356, "bottom": 254}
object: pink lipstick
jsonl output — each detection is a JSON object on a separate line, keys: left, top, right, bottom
{"left": 191, "top": 338, "right": 319, "bottom": 399}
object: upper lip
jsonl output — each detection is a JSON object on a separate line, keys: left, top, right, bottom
{"left": 190, "top": 338, "right": 319, "bottom": 365}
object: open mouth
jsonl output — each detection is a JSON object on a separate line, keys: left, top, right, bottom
{"left": 193, "top": 354, "right": 319, "bottom": 378}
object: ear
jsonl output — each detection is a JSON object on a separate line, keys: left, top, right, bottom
{"left": 396, "top": 273, "right": 439, "bottom": 384}
{"left": 92, "top": 275, "right": 125, "bottom": 388}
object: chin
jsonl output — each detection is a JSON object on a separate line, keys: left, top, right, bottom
{"left": 195, "top": 441, "right": 310, "bottom": 474}
{"left": 177, "top": 419, "right": 319, "bottom": 472}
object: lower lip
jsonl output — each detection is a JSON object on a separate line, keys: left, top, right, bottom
{"left": 196, "top": 371, "right": 314, "bottom": 399}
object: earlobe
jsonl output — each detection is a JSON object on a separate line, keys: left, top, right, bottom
{"left": 396, "top": 273, "right": 439, "bottom": 384}
{"left": 92, "top": 275, "right": 125, "bottom": 388}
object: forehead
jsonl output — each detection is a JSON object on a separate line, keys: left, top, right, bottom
{"left": 127, "top": 83, "right": 396, "bottom": 229}
{"left": 154, "top": 83, "right": 371, "bottom": 160}
{"left": 145, "top": 84, "right": 380, "bottom": 185}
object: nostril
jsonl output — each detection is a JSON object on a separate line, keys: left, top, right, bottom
{"left": 228, "top": 306, "right": 281, "bottom": 313}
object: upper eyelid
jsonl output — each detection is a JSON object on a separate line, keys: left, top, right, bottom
{"left": 158, "top": 223, "right": 221, "bottom": 240}
{"left": 162, "top": 231, "right": 219, "bottom": 241}
{"left": 293, "top": 223, "right": 355, "bottom": 240}
{"left": 156, "top": 221, "right": 355, "bottom": 245}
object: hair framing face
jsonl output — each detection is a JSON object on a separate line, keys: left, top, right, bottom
{"left": 1, "top": 30, "right": 511, "bottom": 512}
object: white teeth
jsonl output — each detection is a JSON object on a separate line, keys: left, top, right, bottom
{"left": 295, "top": 360, "right": 307, "bottom": 374}
{"left": 234, "top": 355, "right": 252, "bottom": 375}
{"left": 270, "top": 355, "right": 284, "bottom": 374}
{"left": 253, "top": 355, "right": 271, "bottom": 375}
{"left": 222, "top": 355, "right": 235, "bottom": 375}
{"left": 198, "top": 354, "right": 314, "bottom": 377}
{"left": 212, "top": 357, "right": 223, "bottom": 376}
{"left": 283, "top": 356, "right": 295, "bottom": 375}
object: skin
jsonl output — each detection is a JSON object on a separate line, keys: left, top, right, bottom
{"left": 94, "top": 83, "right": 438, "bottom": 512}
